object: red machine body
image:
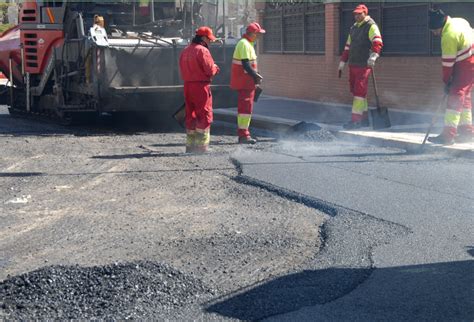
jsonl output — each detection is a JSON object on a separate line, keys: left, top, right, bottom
{"left": 0, "top": 26, "right": 22, "bottom": 84}
{"left": 0, "top": 1, "right": 64, "bottom": 85}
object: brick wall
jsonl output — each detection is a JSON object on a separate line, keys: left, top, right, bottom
{"left": 257, "top": 3, "right": 472, "bottom": 112}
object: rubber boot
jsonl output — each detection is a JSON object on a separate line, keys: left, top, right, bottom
{"left": 456, "top": 133, "right": 473, "bottom": 143}
{"left": 456, "top": 126, "right": 473, "bottom": 143}
{"left": 185, "top": 132, "right": 196, "bottom": 153}
{"left": 194, "top": 131, "right": 210, "bottom": 154}
{"left": 428, "top": 132, "right": 455, "bottom": 145}
{"left": 343, "top": 121, "right": 363, "bottom": 130}
{"left": 238, "top": 136, "right": 257, "bottom": 144}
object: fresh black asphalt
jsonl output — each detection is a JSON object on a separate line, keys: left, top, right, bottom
{"left": 226, "top": 140, "right": 473, "bottom": 321}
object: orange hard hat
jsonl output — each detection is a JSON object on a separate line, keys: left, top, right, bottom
{"left": 246, "top": 22, "right": 266, "bottom": 34}
{"left": 196, "top": 26, "right": 217, "bottom": 41}
{"left": 353, "top": 4, "right": 368, "bottom": 15}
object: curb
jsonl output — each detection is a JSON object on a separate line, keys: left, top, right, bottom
{"left": 213, "top": 109, "right": 473, "bottom": 157}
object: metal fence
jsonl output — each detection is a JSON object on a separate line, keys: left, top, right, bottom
{"left": 263, "top": 1, "right": 325, "bottom": 54}
{"left": 340, "top": 2, "right": 474, "bottom": 56}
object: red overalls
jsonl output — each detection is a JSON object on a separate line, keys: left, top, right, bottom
{"left": 179, "top": 42, "right": 219, "bottom": 152}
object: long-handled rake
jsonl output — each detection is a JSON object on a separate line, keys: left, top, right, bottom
{"left": 420, "top": 94, "right": 448, "bottom": 150}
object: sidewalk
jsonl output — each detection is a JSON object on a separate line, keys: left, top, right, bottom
{"left": 214, "top": 95, "right": 473, "bottom": 156}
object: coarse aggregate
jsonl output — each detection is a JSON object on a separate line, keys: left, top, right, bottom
{"left": 285, "top": 122, "right": 336, "bottom": 142}
{"left": 1, "top": 261, "right": 213, "bottom": 319}
{"left": 0, "top": 107, "right": 327, "bottom": 319}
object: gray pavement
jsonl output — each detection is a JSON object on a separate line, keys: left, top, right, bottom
{"left": 210, "top": 140, "right": 474, "bottom": 321}
{"left": 1, "top": 100, "right": 473, "bottom": 320}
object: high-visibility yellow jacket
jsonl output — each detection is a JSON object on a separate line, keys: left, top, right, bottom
{"left": 441, "top": 16, "right": 473, "bottom": 84}
{"left": 230, "top": 36, "right": 258, "bottom": 90}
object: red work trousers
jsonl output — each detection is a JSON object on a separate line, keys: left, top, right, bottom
{"left": 445, "top": 58, "right": 474, "bottom": 137}
{"left": 349, "top": 66, "right": 372, "bottom": 122}
{"left": 237, "top": 88, "right": 255, "bottom": 138}
{"left": 184, "top": 81, "right": 213, "bottom": 132}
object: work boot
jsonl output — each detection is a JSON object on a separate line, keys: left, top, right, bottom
{"left": 361, "top": 118, "right": 370, "bottom": 127}
{"left": 455, "top": 133, "right": 473, "bottom": 143}
{"left": 185, "top": 146, "right": 196, "bottom": 153}
{"left": 238, "top": 136, "right": 257, "bottom": 144}
{"left": 343, "top": 121, "right": 363, "bottom": 130}
{"left": 194, "top": 145, "right": 209, "bottom": 154}
{"left": 428, "top": 133, "right": 455, "bottom": 145}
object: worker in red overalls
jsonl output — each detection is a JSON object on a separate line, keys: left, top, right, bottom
{"left": 428, "top": 9, "right": 473, "bottom": 145}
{"left": 230, "top": 22, "right": 265, "bottom": 144}
{"left": 339, "top": 4, "right": 383, "bottom": 129}
{"left": 179, "top": 27, "right": 220, "bottom": 153}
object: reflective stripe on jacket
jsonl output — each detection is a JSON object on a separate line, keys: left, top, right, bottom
{"left": 441, "top": 16, "right": 474, "bottom": 84}
{"left": 341, "top": 16, "right": 383, "bottom": 64}
{"left": 230, "top": 37, "right": 257, "bottom": 90}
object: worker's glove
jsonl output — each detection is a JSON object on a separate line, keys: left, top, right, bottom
{"left": 367, "top": 52, "right": 379, "bottom": 67}
{"left": 338, "top": 61, "right": 345, "bottom": 78}
{"left": 338, "top": 61, "right": 346, "bottom": 72}
{"left": 254, "top": 73, "right": 263, "bottom": 85}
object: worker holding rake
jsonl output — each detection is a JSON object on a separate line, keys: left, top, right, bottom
{"left": 428, "top": 9, "right": 473, "bottom": 145}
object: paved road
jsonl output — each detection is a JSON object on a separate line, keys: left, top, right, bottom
{"left": 210, "top": 140, "right": 474, "bottom": 321}
{"left": 1, "top": 105, "right": 472, "bottom": 320}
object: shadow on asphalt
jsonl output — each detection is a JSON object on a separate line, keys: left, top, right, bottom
{"left": 0, "top": 172, "right": 43, "bottom": 177}
{"left": 205, "top": 260, "right": 474, "bottom": 321}
{"left": 91, "top": 153, "right": 180, "bottom": 159}
{"left": 150, "top": 141, "right": 238, "bottom": 148}
{"left": 0, "top": 112, "right": 185, "bottom": 136}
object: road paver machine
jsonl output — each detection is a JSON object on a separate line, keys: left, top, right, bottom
{"left": 0, "top": 0, "right": 236, "bottom": 123}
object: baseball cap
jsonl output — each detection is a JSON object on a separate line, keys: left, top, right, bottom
{"left": 353, "top": 4, "right": 368, "bottom": 15}
{"left": 246, "top": 22, "right": 266, "bottom": 34}
{"left": 196, "top": 26, "right": 217, "bottom": 41}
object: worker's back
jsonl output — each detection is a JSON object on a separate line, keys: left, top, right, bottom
{"left": 442, "top": 17, "right": 473, "bottom": 57}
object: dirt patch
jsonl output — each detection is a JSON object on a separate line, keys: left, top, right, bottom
{"left": 0, "top": 110, "right": 325, "bottom": 318}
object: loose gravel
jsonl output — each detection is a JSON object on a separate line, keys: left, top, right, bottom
{"left": 0, "top": 108, "right": 324, "bottom": 319}
{"left": 1, "top": 261, "right": 213, "bottom": 319}
{"left": 0, "top": 108, "right": 409, "bottom": 320}
{"left": 285, "top": 122, "right": 336, "bottom": 142}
